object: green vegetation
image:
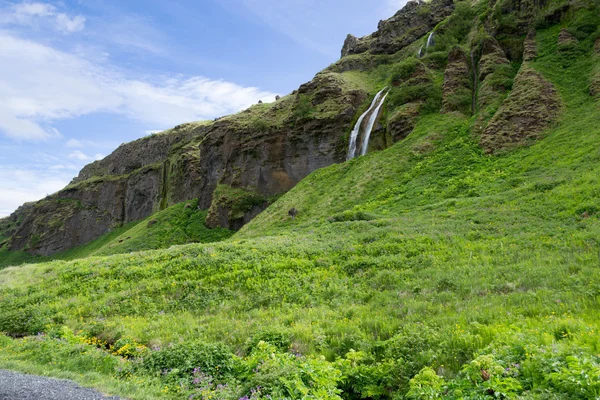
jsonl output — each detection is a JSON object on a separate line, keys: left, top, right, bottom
{"left": 62, "top": 199, "right": 233, "bottom": 259}
{"left": 0, "top": 200, "right": 232, "bottom": 270}
{"left": 1, "top": 3, "right": 600, "bottom": 400}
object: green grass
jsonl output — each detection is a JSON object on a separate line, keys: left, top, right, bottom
{"left": 60, "top": 199, "right": 233, "bottom": 259}
{"left": 0, "top": 200, "right": 233, "bottom": 269}
{"left": 1, "top": 15, "right": 600, "bottom": 400}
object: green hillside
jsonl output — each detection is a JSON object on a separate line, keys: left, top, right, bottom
{"left": 0, "top": 200, "right": 233, "bottom": 270}
{"left": 1, "top": 2, "right": 600, "bottom": 400}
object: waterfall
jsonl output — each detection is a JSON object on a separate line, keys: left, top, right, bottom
{"left": 360, "top": 89, "right": 389, "bottom": 156}
{"left": 426, "top": 32, "right": 435, "bottom": 49}
{"left": 347, "top": 88, "right": 387, "bottom": 160}
{"left": 417, "top": 46, "right": 424, "bottom": 58}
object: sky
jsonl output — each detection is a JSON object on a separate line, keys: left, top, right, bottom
{"left": 0, "top": 0, "right": 408, "bottom": 218}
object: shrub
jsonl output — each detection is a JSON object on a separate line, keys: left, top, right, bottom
{"left": 245, "top": 331, "right": 291, "bottom": 354}
{"left": 406, "top": 367, "right": 445, "bottom": 399}
{"left": 237, "top": 342, "right": 343, "bottom": 399}
{"left": 141, "top": 341, "right": 234, "bottom": 379}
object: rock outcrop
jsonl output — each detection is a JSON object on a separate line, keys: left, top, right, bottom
{"left": 441, "top": 47, "right": 472, "bottom": 114}
{"left": 591, "top": 38, "right": 600, "bottom": 98}
{"left": 558, "top": 28, "right": 578, "bottom": 50}
{"left": 5, "top": 72, "right": 367, "bottom": 255}
{"left": 480, "top": 64, "right": 562, "bottom": 153}
{"left": 523, "top": 29, "right": 537, "bottom": 62}
{"left": 474, "top": 37, "right": 515, "bottom": 133}
{"left": 387, "top": 103, "right": 421, "bottom": 143}
{"left": 341, "top": 0, "right": 454, "bottom": 57}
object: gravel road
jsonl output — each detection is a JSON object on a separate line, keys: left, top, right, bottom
{"left": 0, "top": 370, "right": 122, "bottom": 400}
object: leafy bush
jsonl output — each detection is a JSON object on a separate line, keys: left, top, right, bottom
{"left": 141, "top": 341, "right": 234, "bottom": 379}
{"left": 292, "top": 94, "right": 315, "bottom": 122}
{"left": 245, "top": 331, "right": 292, "bottom": 354}
{"left": 389, "top": 59, "right": 423, "bottom": 84}
{"left": 237, "top": 342, "right": 343, "bottom": 400}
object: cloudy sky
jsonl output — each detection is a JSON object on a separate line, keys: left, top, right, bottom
{"left": 0, "top": 0, "right": 408, "bottom": 217}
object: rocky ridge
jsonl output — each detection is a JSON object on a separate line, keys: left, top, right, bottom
{"left": 1, "top": 0, "right": 595, "bottom": 257}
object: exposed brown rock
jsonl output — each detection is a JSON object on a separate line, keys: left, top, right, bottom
{"left": 7, "top": 72, "right": 368, "bottom": 256}
{"left": 479, "top": 38, "right": 510, "bottom": 81}
{"left": 591, "top": 72, "right": 600, "bottom": 98}
{"left": 341, "top": 0, "right": 454, "bottom": 57}
{"left": 476, "top": 37, "right": 514, "bottom": 129}
{"left": 480, "top": 64, "right": 562, "bottom": 154}
{"left": 558, "top": 28, "right": 577, "bottom": 49}
{"left": 523, "top": 29, "right": 537, "bottom": 62}
{"left": 387, "top": 103, "right": 421, "bottom": 142}
{"left": 442, "top": 46, "right": 472, "bottom": 114}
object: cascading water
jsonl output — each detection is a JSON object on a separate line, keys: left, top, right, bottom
{"left": 347, "top": 88, "right": 387, "bottom": 160}
{"left": 426, "top": 32, "right": 435, "bottom": 49}
{"left": 417, "top": 46, "right": 424, "bottom": 58}
{"left": 360, "top": 89, "right": 390, "bottom": 156}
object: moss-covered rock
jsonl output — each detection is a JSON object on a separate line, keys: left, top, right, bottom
{"left": 480, "top": 64, "right": 562, "bottom": 153}
{"left": 558, "top": 28, "right": 578, "bottom": 51}
{"left": 474, "top": 36, "right": 516, "bottom": 134}
{"left": 523, "top": 29, "right": 538, "bottom": 62}
{"left": 341, "top": 0, "right": 454, "bottom": 57}
{"left": 479, "top": 38, "right": 511, "bottom": 81}
{"left": 6, "top": 69, "right": 369, "bottom": 255}
{"left": 387, "top": 102, "right": 421, "bottom": 143}
{"left": 205, "top": 185, "right": 268, "bottom": 230}
{"left": 442, "top": 46, "right": 472, "bottom": 114}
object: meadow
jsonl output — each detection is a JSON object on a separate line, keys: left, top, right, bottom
{"left": 0, "top": 16, "right": 599, "bottom": 400}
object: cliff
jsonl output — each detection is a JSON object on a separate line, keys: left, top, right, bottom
{"left": 2, "top": 0, "right": 597, "bottom": 257}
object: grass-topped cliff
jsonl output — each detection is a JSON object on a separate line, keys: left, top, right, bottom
{"left": 1, "top": 0, "right": 600, "bottom": 399}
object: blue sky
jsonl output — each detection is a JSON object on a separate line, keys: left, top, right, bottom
{"left": 0, "top": 0, "right": 408, "bottom": 217}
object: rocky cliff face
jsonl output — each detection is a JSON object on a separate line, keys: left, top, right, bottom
{"left": 5, "top": 72, "right": 366, "bottom": 256}
{"left": 341, "top": 0, "right": 454, "bottom": 57}
{"left": 2, "top": 0, "right": 595, "bottom": 257}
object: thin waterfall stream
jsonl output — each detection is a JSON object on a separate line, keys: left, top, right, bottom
{"left": 347, "top": 87, "right": 388, "bottom": 160}
{"left": 360, "top": 89, "right": 390, "bottom": 156}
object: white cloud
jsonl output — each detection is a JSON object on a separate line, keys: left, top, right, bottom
{"left": 55, "top": 13, "right": 86, "bottom": 33}
{"left": 66, "top": 138, "right": 84, "bottom": 148}
{"left": 68, "top": 150, "right": 90, "bottom": 161}
{"left": 0, "top": 2, "right": 86, "bottom": 34}
{"left": 67, "top": 150, "right": 104, "bottom": 161}
{"left": 384, "top": 0, "right": 410, "bottom": 16}
{"left": 0, "top": 167, "right": 70, "bottom": 218}
{"left": 0, "top": 32, "right": 277, "bottom": 141}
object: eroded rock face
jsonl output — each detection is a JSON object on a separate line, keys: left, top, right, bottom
{"left": 523, "top": 29, "right": 537, "bottom": 62}
{"left": 476, "top": 37, "right": 514, "bottom": 130}
{"left": 480, "top": 64, "right": 562, "bottom": 153}
{"left": 341, "top": 0, "right": 454, "bottom": 57}
{"left": 558, "top": 28, "right": 578, "bottom": 49}
{"left": 6, "top": 72, "right": 367, "bottom": 256}
{"left": 442, "top": 47, "right": 472, "bottom": 114}
{"left": 479, "top": 38, "right": 511, "bottom": 81}
{"left": 387, "top": 103, "right": 421, "bottom": 143}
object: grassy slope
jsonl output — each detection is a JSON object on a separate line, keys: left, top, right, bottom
{"left": 0, "top": 200, "right": 233, "bottom": 269}
{"left": 0, "top": 26, "right": 599, "bottom": 400}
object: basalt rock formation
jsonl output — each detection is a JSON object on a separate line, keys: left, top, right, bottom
{"left": 442, "top": 46, "right": 472, "bottom": 114}
{"left": 341, "top": 0, "right": 454, "bottom": 57}
{"left": 2, "top": 0, "right": 595, "bottom": 258}
{"left": 4, "top": 72, "right": 367, "bottom": 256}
{"left": 474, "top": 37, "right": 515, "bottom": 134}
{"left": 591, "top": 38, "right": 600, "bottom": 98}
{"left": 480, "top": 64, "right": 562, "bottom": 153}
